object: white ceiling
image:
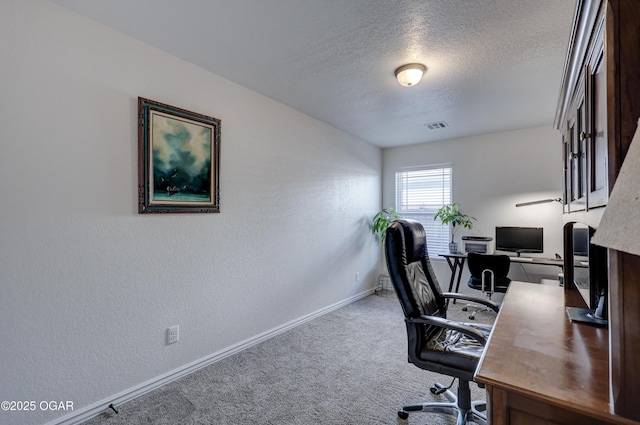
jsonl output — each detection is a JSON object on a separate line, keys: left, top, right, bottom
{"left": 50, "top": 0, "right": 576, "bottom": 148}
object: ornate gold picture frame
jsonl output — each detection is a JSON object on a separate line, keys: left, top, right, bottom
{"left": 138, "top": 97, "right": 221, "bottom": 213}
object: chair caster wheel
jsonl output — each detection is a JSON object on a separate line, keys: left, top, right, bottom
{"left": 430, "top": 386, "right": 437, "bottom": 394}
{"left": 398, "top": 411, "right": 409, "bottom": 420}
{"left": 461, "top": 307, "right": 468, "bottom": 311}
{"left": 469, "top": 315, "right": 475, "bottom": 320}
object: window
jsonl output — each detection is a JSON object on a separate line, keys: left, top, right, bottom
{"left": 395, "top": 165, "right": 452, "bottom": 253}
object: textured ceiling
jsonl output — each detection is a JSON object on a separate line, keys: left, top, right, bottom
{"left": 50, "top": 0, "right": 576, "bottom": 148}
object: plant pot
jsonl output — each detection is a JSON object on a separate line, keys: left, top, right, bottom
{"left": 449, "top": 242, "right": 459, "bottom": 253}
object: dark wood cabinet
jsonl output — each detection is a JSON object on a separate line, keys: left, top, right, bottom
{"left": 555, "top": 0, "right": 640, "bottom": 422}
{"left": 556, "top": 2, "right": 609, "bottom": 212}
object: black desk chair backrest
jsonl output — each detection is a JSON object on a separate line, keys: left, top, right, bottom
{"left": 467, "top": 253, "right": 511, "bottom": 294}
{"left": 384, "top": 219, "right": 447, "bottom": 321}
{"left": 463, "top": 253, "right": 511, "bottom": 320}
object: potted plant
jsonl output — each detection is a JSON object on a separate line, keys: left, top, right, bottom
{"left": 372, "top": 207, "right": 399, "bottom": 293}
{"left": 372, "top": 208, "right": 399, "bottom": 243}
{"left": 434, "top": 203, "right": 475, "bottom": 253}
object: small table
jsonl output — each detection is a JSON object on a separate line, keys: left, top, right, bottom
{"left": 438, "top": 253, "right": 466, "bottom": 302}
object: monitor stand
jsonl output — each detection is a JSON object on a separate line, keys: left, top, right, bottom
{"left": 566, "top": 307, "right": 607, "bottom": 327}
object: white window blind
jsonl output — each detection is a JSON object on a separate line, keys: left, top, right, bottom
{"left": 395, "top": 165, "right": 452, "bottom": 254}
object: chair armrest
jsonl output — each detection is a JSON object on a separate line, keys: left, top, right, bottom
{"left": 407, "top": 315, "right": 488, "bottom": 346}
{"left": 442, "top": 292, "right": 500, "bottom": 313}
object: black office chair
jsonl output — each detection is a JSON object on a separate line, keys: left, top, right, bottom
{"left": 463, "top": 253, "right": 511, "bottom": 320}
{"left": 384, "top": 219, "right": 499, "bottom": 424}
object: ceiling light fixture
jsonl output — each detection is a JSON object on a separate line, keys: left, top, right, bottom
{"left": 394, "top": 63, "right": 426, "bottom": 87}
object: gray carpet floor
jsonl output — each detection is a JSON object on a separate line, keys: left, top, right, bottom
{"left": 82, "top": 292, "right": 494, "bottom": 425}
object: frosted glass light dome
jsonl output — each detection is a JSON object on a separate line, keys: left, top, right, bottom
{"left": 395, "top": 63, "right": 426, "bottom": 87}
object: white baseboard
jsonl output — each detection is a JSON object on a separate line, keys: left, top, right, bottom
{"left": 47, "top": 289, "right": 375, "bottom": 425}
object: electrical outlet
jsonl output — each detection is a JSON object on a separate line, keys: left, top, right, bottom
{"left": 167, "top": 325, "right": 179, "bottom": 345}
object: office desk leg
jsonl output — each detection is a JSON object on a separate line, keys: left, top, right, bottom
{"left": 445, "top": 257, "right": 456, "bottom": 291}
{"left": 444, "top": 257, "right": 465, "bottom": 303}
{"left": 454, "top": 258, "right": 466, "bottom": 295}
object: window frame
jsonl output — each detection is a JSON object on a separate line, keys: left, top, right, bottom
{"left": 394, "top": 163, "right": 453, "bottom": 254}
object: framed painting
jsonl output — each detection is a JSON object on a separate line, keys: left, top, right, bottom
{"left": 138, "top": 97, "right": 221, "bottom": 213}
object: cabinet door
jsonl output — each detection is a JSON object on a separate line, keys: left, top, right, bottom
{"left": 562, "top": 134, "right": 570, "bottom": 213}
{"left": 566, "top": 71, "right": 588, "bottom": 212}
{"left": 586, "top": 40, "right": 608, "bottom": 207}
{"left": 563, "top": 53, "right": 608, "bottom": 212}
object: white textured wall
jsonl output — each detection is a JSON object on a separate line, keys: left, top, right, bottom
{"left": 382, "top": 127, "right": 564, "bottom": 291}
{"left": 0, "top": 2, "right": 381, "bottom": 424}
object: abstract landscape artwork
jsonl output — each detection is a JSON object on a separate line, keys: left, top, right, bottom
{"left": 138, "top": 98, "right": 221, "bottom": 213}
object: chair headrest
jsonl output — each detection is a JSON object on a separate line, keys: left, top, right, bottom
{"left": 390, "top": 219, "right": 426, "bottom": 263}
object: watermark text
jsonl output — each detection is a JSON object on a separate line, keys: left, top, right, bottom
{"left": 1, "top": 400, "right": 74, "bottom": 412}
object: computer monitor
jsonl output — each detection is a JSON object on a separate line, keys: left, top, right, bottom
{"left": 566, "top": 222, "right": 608, "bottom": 327}
{"left": 495, "top": 226, "right": 543, "bottom": 257}
{"left": 571, "top": 224, "right": 591, "bottom": 306}
{"left": 573, "top": 226, "right": 590, "bottom": 256}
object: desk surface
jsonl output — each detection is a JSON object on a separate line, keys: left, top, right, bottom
{"left": 475, "top": 281, "right": 614, "bottom": 421}
{"left": 510, "top": 256, "right": 563, "bottom": 267}
{"left": 438, "top": 253, "right": 564, "bottom": 268}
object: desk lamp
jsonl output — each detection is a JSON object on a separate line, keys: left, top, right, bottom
{"left": 515, "top": 198, "right": 562, "bottom": 207}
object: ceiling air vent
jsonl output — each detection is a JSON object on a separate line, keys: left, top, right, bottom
{"left": 425, "top": 121, "right": 448, "bottom": 130}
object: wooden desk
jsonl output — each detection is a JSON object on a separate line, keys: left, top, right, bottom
{"left": 475, "top": 282, "right": 635, "bottom": 425}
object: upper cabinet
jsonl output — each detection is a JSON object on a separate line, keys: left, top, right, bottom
{"left": 556, "top": 1, "right": 608, "bottom": 213}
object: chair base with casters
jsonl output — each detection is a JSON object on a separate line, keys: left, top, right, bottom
{"left": 398, "top": 379, "right": 487, "bottom": 424}
{"left": 462, "top": 304, "right": 492, "bottom": 320}
{"left": 461, "top": 291, "right": 496, "bottom": 320}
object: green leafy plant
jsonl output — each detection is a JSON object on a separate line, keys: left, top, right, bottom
{"left": 433, "top": 203, "right": 475, "bottom": 243}
{"left": 372, "top": 208, "right": 399, "bottom": 243}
